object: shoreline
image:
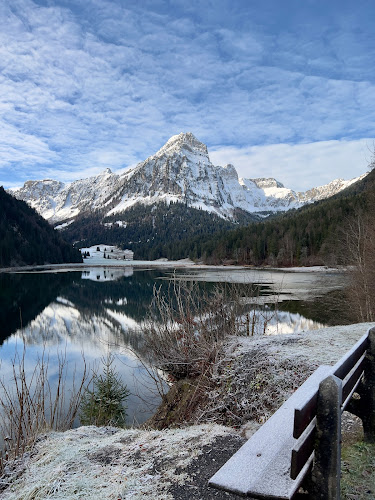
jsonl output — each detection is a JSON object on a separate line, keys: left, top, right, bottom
{"left": 0, "top": 259, "right": 344, "bottom": 274}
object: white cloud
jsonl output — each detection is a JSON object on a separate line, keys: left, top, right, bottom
{"left": 1, "top": 0, "right": 375, "bottom": 189}
{"left": 210, "top": 139, "right": 374, "bottom": 192}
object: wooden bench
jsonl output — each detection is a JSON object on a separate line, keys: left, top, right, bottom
{"left": 209, "top": 328, "right": 375, "bottom": 499}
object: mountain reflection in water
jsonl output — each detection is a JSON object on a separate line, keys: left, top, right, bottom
{"left": 0, "top": 267, "right": 346, "bottom": 424}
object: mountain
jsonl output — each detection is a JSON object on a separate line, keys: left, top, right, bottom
{"left": 9, "top": 133, "right": 365, "bottom": 225}
{"left": 0, "top": 187, "right": 82, "bottom": 267}
{"left": 194, "top": 168, "right": 375, "bottom": 267}
{"left": 57, "top": 202, "right": 235, "bottom": 260}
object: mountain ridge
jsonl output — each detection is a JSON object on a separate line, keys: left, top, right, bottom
{"left": 9, "top": 132, "right": 367, "bottom": 225}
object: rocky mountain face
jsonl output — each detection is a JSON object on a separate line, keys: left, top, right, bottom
{"left": 9, "top": 132, "right": 365, "bottom": 225}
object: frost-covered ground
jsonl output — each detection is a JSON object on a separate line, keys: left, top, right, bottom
{"left": 1, "top": 323, "right": 373, "bottom": 500}
{"left": 1, "top": 425, "right": 244, "bottom": 500}
{"left": 228, "top": 322, "right": 374, "bottom": 367}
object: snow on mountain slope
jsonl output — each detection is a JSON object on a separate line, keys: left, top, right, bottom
{"left": 9, "top": 133, "right": 366, "bottom": 223}
{"left": 11, "top": 169, "right": 123, "bottom": 223}
{"left": 301, "top": 176, "right": 365, "bottom": 202}
{"left": 108, "top": 133, "right": 250, "bottom": 217}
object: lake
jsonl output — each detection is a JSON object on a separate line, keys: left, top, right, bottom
{"left": 0, "top": 266, "right": 347, "bottom": 425}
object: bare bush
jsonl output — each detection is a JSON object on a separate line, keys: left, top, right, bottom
{"left": 342, "top": 208, "right": 375, "bottom": 322}
{"left": 0, "top": 345, "right": 89, "bottom": 473}
{"left": 143, "top": 280, "right": 224, "bottom": 381}
{"left": 142, "top": 279, "right": 279, "bottom": 382}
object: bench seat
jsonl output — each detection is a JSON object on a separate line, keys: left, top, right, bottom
{"left": 208, "top": 365, "right": 333, "bottom": 499}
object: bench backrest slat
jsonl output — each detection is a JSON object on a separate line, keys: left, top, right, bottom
{"left": 293, "top": 393, "right": 318, "bottom": 439}
{"left": 332, "top": 333, "right": 368, "bottom": 379}
{"left": 291, "top": 423, "right": 316, "bottom": 480}
{"left": 342, "top": 354, "right": 366, "bottom": 405}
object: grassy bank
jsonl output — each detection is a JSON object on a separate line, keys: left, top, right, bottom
{"left": 341, "top": 441, "right": 375, "bottom": 498}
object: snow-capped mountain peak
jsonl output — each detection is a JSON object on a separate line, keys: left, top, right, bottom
{"left": 9, "top": 133, "right": 367, "bottom": 224}
{"left": 156, "top": 132, "right": 209, "bottom": 158}
{"left": 252, "top": 178, "right": 285, "bottom": 189}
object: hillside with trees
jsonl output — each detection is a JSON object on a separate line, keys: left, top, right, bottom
{"left": 58, "top": 169, "right": 375, "bottom": 264}
{"left": 192, "top": 168, "right": 375, "bottom": 266}
{"left": 0, "top": 187, "right": 82, "bottom": 267}
{"left": 59, "top": 202, "right": 254, "bottom": 260}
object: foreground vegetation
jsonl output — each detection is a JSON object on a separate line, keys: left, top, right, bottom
{"left": 341, "top": 441, "right": 375, "bottom": 498}
{"left": 0, "top": 347, "right": 88, "bottom": 472}
{"left": 0, "top": 347, "right": 129, "bottom": 475}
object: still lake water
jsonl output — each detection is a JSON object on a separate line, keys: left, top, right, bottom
{"left": 0, "top": 266, "right": 346, "bottom": 425}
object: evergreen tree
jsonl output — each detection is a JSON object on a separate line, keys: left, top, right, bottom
{"left": 80, "top": 354, "right": 129, "bottom": 427}
{"left": 0, "top": 187, "right": 81, "bottom": 267}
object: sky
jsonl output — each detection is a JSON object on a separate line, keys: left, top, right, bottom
{"left": 1, "top": 0, "right": 375, "bottom": 191}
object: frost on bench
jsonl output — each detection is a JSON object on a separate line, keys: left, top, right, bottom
{"left": 208, "top": 365, "right": 332, "bottom": 499}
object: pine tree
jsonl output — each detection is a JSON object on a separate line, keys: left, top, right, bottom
{"left": 80, "top": 354, "right": 129, "bottom": 427}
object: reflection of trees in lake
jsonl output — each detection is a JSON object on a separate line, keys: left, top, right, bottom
{"left": 61, "top": 269, "right": 163, "bottom": 324}
{"left": 277, "top": 288, "right": 354, "bottom": 326}
{"left": 0, "top": 272, "right": 79, "bottom": 343}
{"left": 1, "top": 268, "right": 342, "bottom": 351}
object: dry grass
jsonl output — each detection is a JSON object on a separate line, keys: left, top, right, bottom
{"left": 0, "top": 344, "right": 89, "bottom": 474}
{"left": 341, "top": 441, "right": 375, "bottom": 499}
{"left": 142, "top": 279, "right": 278, "bottom": 382}
{"left": 196, "top": 342, "right": 314, "bottom": 426}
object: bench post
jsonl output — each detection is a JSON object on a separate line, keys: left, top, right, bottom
{"left": 361, "top": 328, "right": 375, "bottom": 442}
{"left": 311, "top": 375, "right": 342, "bottom": 500}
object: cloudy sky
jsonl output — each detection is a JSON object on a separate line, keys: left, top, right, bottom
{"left": 1, "top": 0, "right": 374, "bottom": 191}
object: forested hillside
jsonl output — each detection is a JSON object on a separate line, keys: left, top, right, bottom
{"left": 60, "top": 202, "right": 255, "bottom": 260}
{"left": 0, "top": 187, "right": 82, "bottom": 267}
{"left": 58, "top": 169, "right": 374, "bottom": 264}
{"left": 194, "top": 169, "right": 375, "bottom": 266}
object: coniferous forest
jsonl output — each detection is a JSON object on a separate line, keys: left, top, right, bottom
{"left": 58, "top": 168, "right": 375, "bottom": 266}
{"left": 59, "top": 202, "right": 254, "bottom": 260}
{"left": 0, "top": 187, "right": 82, "bottom": 267}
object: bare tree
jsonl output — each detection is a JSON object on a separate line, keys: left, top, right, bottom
{"left": 343, "top": 207, "right": 375, "bottom": 322}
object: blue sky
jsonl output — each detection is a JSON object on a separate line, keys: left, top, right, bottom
{"left": 1, "top": 0, "right": 374, "bottom": 191}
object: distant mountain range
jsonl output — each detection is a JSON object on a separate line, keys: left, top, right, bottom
{"left": 9, "top": 132, "right": 366, "bottom": 225}
{"left": 197, "top": 167, "right": 375, "bottom": 268}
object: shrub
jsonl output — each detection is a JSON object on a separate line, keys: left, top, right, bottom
{"left": 80, "top": 354, "right": 129, "bottom": 427}
{"left": 143, "top": 279, "right": 278, "bottom": 381}
{"left": 0, "top": 346, "right": 88, "bottom": 472}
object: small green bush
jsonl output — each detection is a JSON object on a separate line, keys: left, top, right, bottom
{"left": 80, "top": 354, "right": 129, "bottom": 427}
